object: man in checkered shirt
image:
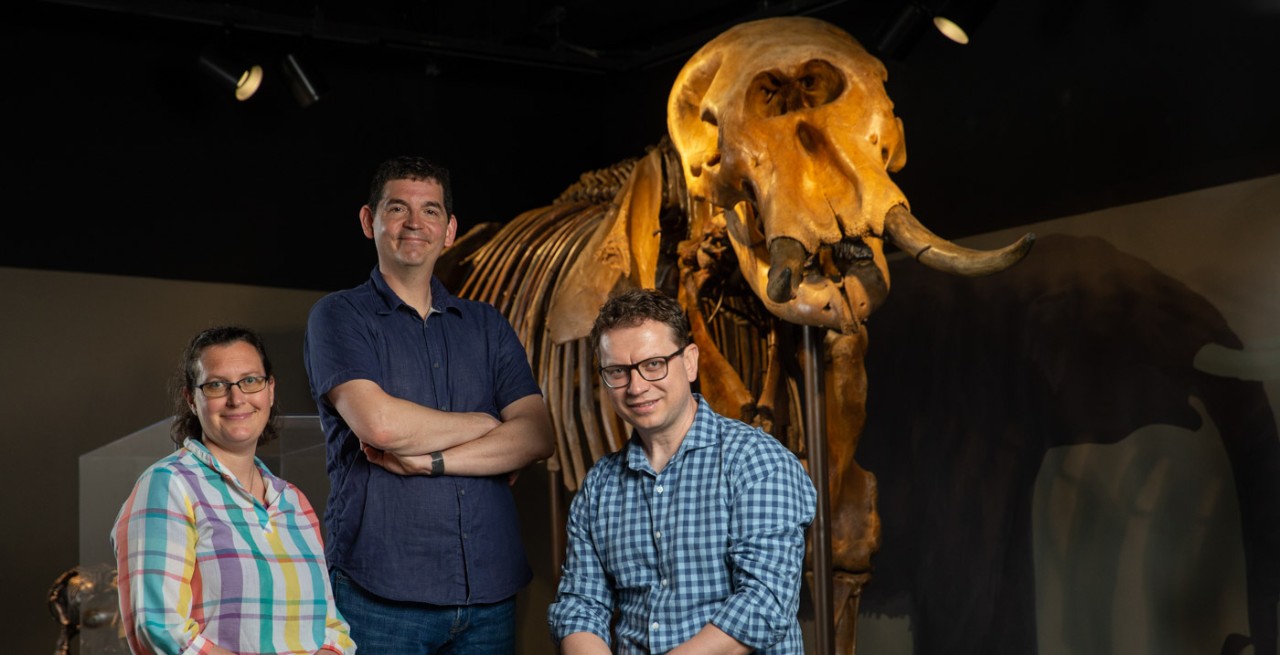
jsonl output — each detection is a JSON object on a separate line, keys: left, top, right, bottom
{"left": 549, "top": 288, "right": 817, "bottom": 654}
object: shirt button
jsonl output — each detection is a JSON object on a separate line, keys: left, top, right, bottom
{"left": 651, "top": 622, "right": 659, "bottom": 630}
{"left": 459, "top": 489, "right": 466, "bottom": 496}
{"left": 433, "top": 361, "right": 440, "bottom": 368}
{"left": 655, "top": 485, "right": 664, "bottom": 493}
{"left": 655, "top": 530, "right": 662, "bottom": 539}
{"left": 661, "top": 578, "right": 668, "bottom": 587}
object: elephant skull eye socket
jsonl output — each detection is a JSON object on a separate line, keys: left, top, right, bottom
{"left": 749, "top": 60, "right": 845, "bottom": 118}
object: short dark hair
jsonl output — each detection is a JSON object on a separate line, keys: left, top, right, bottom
{"left": 367, "top": 155, "right": 454, "bottom": 216}
{"left": 590, "top": 288, "right": 692, "bottom": 356}
{"left": 170, "top": 325, "right": 279, "bottom": 448}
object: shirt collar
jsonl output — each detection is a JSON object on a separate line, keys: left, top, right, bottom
{"left": 369, "top": 266, "right": 463, "bottom": 317}
{"left": 181, "top": 437, "right": 267, "bottom": 478}
{"left": 182, "top": 437, "right": 277, "bottom": 501}
{"left": 624, "top": 394, "right": 716, "bottom": 472}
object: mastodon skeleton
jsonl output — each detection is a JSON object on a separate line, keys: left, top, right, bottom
{"left": 447, "top": 17, "right": 1034, "bottom": 653}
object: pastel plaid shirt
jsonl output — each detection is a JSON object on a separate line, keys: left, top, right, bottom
{"left": 549, "top": 395, "right": 817, "bottom": 653}
{"left": 112, "top": 438, "right": 356, "bottom": 655}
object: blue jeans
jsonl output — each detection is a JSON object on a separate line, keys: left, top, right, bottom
{"left": 331, "top": 569, "right": 517, "bottom": 654}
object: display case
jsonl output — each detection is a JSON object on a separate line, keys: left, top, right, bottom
{"left": 78, "top": 415, "right": 330, "bottom": 567}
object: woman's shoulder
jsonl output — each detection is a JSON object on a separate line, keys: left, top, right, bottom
{"left": 142, "top": 446, "right": 188, "bottom": 473}
{"left": 133, "top": 446, "right": 206, "bottom": 489}
{"left": 273, "top": 476, "right": 311, "bottom": 502}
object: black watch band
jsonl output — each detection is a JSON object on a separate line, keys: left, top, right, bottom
{"left": 427, "top": 451, "right": 445, "bottom": 477}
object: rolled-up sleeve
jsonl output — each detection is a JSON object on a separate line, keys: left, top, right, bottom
{"left": 548, "top": 466, "right": 616, "bottom": 646}
{"left": 112, "top": 468, "right": 207, "bottom": 655}
{"left": 712, "top": 448, "right": 817, "bottom": 649}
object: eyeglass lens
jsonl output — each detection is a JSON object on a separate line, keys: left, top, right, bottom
{"left": 199, "top": 376, "right": 267, "bottom": 397}
{"left": 601, "top": 355, "right": 674, "bottom": 388}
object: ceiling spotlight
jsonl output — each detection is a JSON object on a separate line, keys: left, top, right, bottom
{"left": 197, "top": 46, "right": 264, "bottom": 101}
{"left": 932, "top": 0, "right": 999, "bottom": 45}
{"left": 282, "top": 53, "right": 330, "bottom": 108}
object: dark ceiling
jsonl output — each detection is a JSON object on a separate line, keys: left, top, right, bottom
{"left": 8, "top": 0, "right": 1280, "bottom": 291}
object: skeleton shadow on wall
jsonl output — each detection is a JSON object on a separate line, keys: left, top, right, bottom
{"left": 854, "top": 233, "right": 1279, "bottom": 655}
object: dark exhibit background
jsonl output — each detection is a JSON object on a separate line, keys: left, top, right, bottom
{"left": 5, "top": 1, "right": 1280, "bottom": 653}
{"left": 7, "top": 0, "right": 1279, "bottom": 292}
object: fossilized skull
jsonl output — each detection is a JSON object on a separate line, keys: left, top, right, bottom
{"left": 669, "top": 16, "right": 1033, "bottom": 332}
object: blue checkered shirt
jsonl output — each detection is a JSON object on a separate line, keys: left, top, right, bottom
{"left": 549, "top": 395, "right": 817, "bottom": 653}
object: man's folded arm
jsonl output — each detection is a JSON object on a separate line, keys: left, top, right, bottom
{"left": 328, "top": 378, "right": 499, "bottom": 453}
{"left": 359, "top": 392, "right": 554, "bottom": 478}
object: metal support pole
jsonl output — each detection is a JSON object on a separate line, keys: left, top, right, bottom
{"left": 550, "top": 467, "right": 564, "bottom": 585}
{"left": 803, "top": 325, "right": 834, "bottom": 654}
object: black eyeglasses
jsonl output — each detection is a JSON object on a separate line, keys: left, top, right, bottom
{"left": 196, "top": 375, "right": 269, "bottom": 398}
{"left": 598, "top": 347, "right": 687, "bottom": 389}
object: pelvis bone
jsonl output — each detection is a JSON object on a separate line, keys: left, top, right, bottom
{"left": 668, "top": 17, "right": 1033, "bottom": 333}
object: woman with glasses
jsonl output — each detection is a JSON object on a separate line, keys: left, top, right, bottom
{"left": 112, "top": 326, "right": 356, "bottom": 655}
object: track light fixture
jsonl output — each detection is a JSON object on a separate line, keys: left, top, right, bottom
{"left": 197, "top": 46, "right": 264, "bottom": 101}
{"left": 281, "top": 53, "right": 329, "bottom": 108}
{"left": 873, "top": 0, "right": 1000, "bottom": 61}
{"left": 931, "top": 0, "right": 999, "bottom": 45}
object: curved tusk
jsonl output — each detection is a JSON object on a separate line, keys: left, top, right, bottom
{"left": 884, "top": 204, "right": 1035, "bottom": 276}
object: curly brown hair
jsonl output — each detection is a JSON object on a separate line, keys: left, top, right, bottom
{"left": 589, "top": 288, "right": 691, "bottom": 357}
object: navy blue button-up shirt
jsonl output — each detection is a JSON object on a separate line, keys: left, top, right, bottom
{"left": 304, "top": 268, "right": 542, "bottom": 605}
